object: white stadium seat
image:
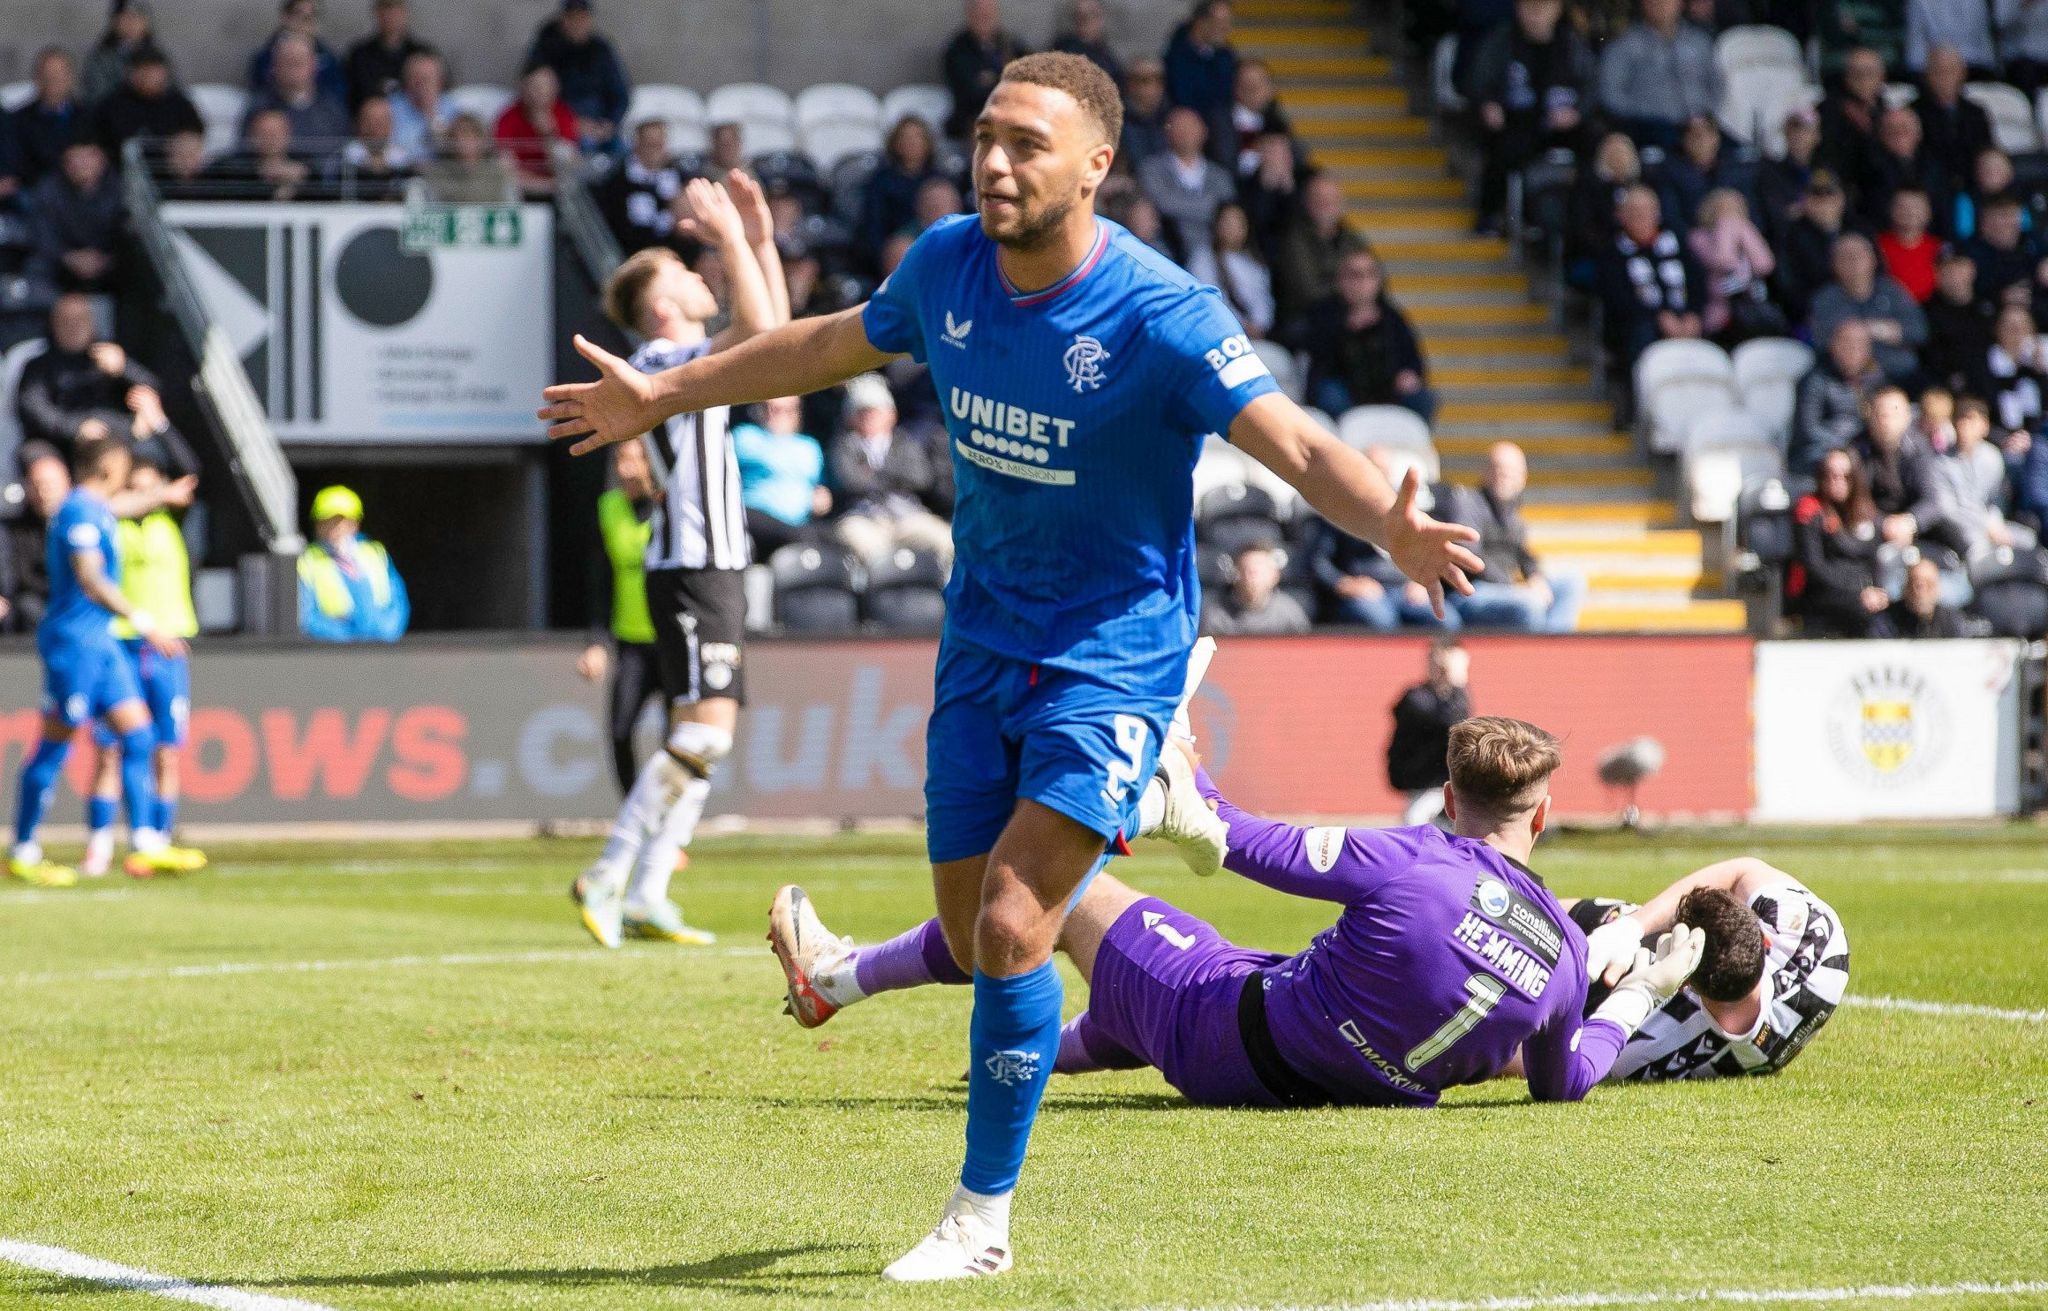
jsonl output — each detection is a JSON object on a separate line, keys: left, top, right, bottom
{"left": 880, "top": 84, "right": 952, "bottom": 135}
{"left": 1883, "top": 82, "right": 1919, "bottom": 109}
{"left": 1963, "top": 82, "right": 2041, "bottom": 154}
{"left": 1646, "top": 378, "right": 1742, "bottom": 455}
{"left": 707, "top": 83, "right": 797, "bottom": 154}
{"left": 801, "top": 120, "right": 884, "bottom": 172}
{"left": 1635, "top": 338, "right": 1732, "bottom": 396}
{"left": 1742, "top": 379, "right": 1798, "bottom": 446}
{"left": 0, "top": 337, "right": 47, "bottom": 485}
{"left": 1432, "top": 35, "right": 1464, "bottom": 114}
{"left": 627, "top": 83, "right": 708, "bottom": 151}
{"left": 1718, "top": 65, "right": 1818, "bottom": 154}
{"left": 1714, "top": 25, "right": 1804, "bottom": 78}
{"left": 1192, "top": 435, "right": 1254, "bottom": 504}
{"left": 1250, "top": 339, "right": 1302, "bottom": 402}
{"left": 447, "top": 83, "right": 515, "bottom": 126}
{"left": 0, "top": 80, "right": 34, "bottom": 112}
{"left": 795, "top": 83, "right": 883, "bottom": 133}
{"left": 1731, "top": 336, "right": 1814, "bottom": 392}
{"left": 1336, "top": 405, "right": 1440, "bottom": 481}
{"left": 188, "top": 82, "right": 247, "bottom": 158}
{"left": 1685, "top": 407, "right": 1776, "bottom": 452}
{"left": 1685, "top": 441, "right": 1784, "bottom": 524}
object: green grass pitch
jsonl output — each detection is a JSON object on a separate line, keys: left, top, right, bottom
{"left": 1, "top": 827, "right": 2044, "bottom": 1310}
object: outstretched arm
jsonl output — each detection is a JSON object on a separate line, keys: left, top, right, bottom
{"left": 540, "top": 307, "right": 895, "bottom": 455}
{"left": 1228, "top": 393, "right": 1482, "bottom": 616}
{"left": 1524, "top": 926, "right": 1706, "bottom": 1101}
{"left": 1196, "top": 765, "right": 1401, "bottom": 903}
{"left": 1584, "top": 856, "right": 1795, "bottom": 986}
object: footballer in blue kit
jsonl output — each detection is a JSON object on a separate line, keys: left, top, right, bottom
{"left": 541, "top": 51, "right": 1483, "bottom": 1280}
{"left": 9, "top": 438, "right": 204, "bottom": 887}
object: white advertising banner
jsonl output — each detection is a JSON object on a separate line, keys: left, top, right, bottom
{"left": 162, "top": 202, "right": 551, "bottom": 443}
{"left": 1754, "top": 639, "right": 2025, "bottom": 821}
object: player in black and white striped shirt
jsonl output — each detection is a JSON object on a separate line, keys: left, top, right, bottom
{"left": 571, "top": 170, "right": 787, "bottom": 949}
{"left": 1574, "top": 858, "right": 1849, "bottom": 1081}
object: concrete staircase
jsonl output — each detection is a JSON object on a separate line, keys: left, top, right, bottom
{"left": 1237, "top": 0, "right": 1745, "bottom": 631}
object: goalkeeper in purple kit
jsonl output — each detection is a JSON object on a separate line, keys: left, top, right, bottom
{"left": 771, "top": 716, "right": 1705, "bottom": 1109}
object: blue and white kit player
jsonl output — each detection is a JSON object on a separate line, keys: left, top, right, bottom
{"left": 540, "top": 53, "right": 1483, "bottom": 1280}
{"left": 9, "top": 438, "right": 202, "bottom": 887}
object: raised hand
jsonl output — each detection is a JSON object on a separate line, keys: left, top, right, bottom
{"left": 1381, "top": 467, "right": 1482, "bottom": 619}
{"left": 538, "top": 334, "right": 660, "bottom": 455}
{"left": 674, "top": 177, "right": 747, "bottom": 249}
{"left": 726, "top": 168, "right": 775, "bottom": 248}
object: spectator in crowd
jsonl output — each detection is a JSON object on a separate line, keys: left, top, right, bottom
{"left": 704, "top": 121, "right": 746, "bottom": 176}
{"left": 1386, "top": 637, "right": 1470, "bottom": 826}
{"left": 734, "top": 394, "right": 831, "bottom": 558}
{"left": 580, "top": 438, "right": 659, "bottom": 797}
{"left": 1688, "top": 187, "right": 1780, "bottom": 344}
{"left": 16, "top": 294, "right": 180, "bottom": 456}
{"left": 1653, "top": 115, "right": 1751, "bottom": 240}
{"left": 1915, "top": 47, "right": 1993, "bottom": 193}
{"left": 1465, "top": 0, "right": 1595, "bottom": 238}
{"left": 1972, "top": 303, "right": 2048, "bottom": 435}
{"left": 29, "top": 142, "right": 122, "bottom": 295}
{"left": 344, "top": 0, "right": 433, "bottom": 109}
{"left": 419, "top": 111, "right": 515, "bottom": 203}
{"left": 1238, "top": 130, "right": 1298, "bottom": 244}
{"left": 92, "top": 45, "right": 202, "bottom": 164}
{"left": 205, "top": 107, "right": 311, "bottom": 200}
{"left": 1963, "top": 191, "right": 2040, "bottom": 311}
{"left": 1906, "top": 4, "right": 1993, "bottom": 76}
{"left": 388, "top": 49, "right": 451, "bottom": 158}
{"left": 1226, "top": 60, "right": 1291, "bottom": 174}
{"left": 1808, "top": 233, "right": 1927, "bottom": 381}
{"left": 1945, "top": 394, "right": 2036, "bottom": 555}
{"left": 1565, "top": 131, "right": 1640, "bottom": 280}
{"left": 1756, "top": 107, "right": 1821, "bottom": 247}
{"left": 1773, "top": 170, "right": 1848, "bottom": 325}
{"left": 596, "top": 119, "right": 686, "bottom": 252}
{"left": 1164, "top": 0, "right": 1238, "bottom": 141}
{"left": 1999, "top": 0, "right": 2048, "bottom": 99}
{"left": 525, "top": 0, "right": 631, "bottom": 155}
{"left": 1138, "top": 107, "right": 1235, "bottom": 262}
{"left": 1272, "top": 171, "right": 1364, "bottom": 328}
{"left": 1851, "top": 384, "right": 1957, "bottom": 565}
{"left": 1201, "top": 538, "right": 1309, "bottom": 635}
{"left": 1859, "top": 107, "right": 1948, "bottom": 233}
{"left": 299, "top": 484, "right": 409, "bottom": 643}
{"left": 494, "top": 64, "right": 579, "bottom": 193}
{"left": 1877, "top": 187, "right": 1939, "bottom": 303}
{"left": 912, "top": 176, "right": 965, "bottom": 232}
{"left": 1596, "top": 184, "right": 1706, "bottom": 369}
{"left": 829, "top": 373, "right": 954, "bottom": 570}
{"left": 1301, "top": 246, "right": 1435, "bottom": 421}
{"left": 2, "top": 441, "right": 68, "bottom": 633}
{"left": 1445, "top": 441, "right": 1583, "bottom": 632}
{"left": 333, "top": 94, "right": 413, "bottom": 199}
{"left": 1596, "top": 0, "right": 1722, "bottom": 150}
{"left": 1885, "top": 556, "right": 1973, "bottom": 636}
{"left": 247, "top": 0, "right": 348, "bottom": 106}
{"left": 1054, "top": 0, "right": 1124, "bottom": 89}
{"left": 12, "top": 48, "right": 83, "bottom": 191}
{"left": 1791, "top": 318, "right": 1886, "bottom": 477}
{"left": 1922, "top": 251, "right": 1991, "bottom": 396}
{"left": 1918, "top": 384, "right": 1957, "bottom": 452}
{"left": 1953, "top": 147, "right": 2021, "bottom": 241}
{"left": 860, "top": 116, "right": 944, "bottom": 257}
{"left": 2007, "top": 422, "right": 2048, "bottom": 526}
{"left": 154, "top": 127, "right": 211, "bottom": 199}
{"left": 1187, "top": 203, "right": 1273, "bottom": 337}
{"left": 1820, "top": 45, "right": 1885, "bottom": 182}
{"left": 1789, "top": 445, "right": 1888, "bottom": 636}
{"left": 244, "top": 32, "right": 351, "bottom": 155}
{"left": 83, "top": 1, "right": 171, "bottom": 107}
{"left": 1118, "top": 57, "right": 1171, "bottom": 174}
{"left": 1308, "top": 449, "right": 1447, "bottom": 630}
{"left": 943, "top": 0, "right": 1027, "bottom": 138}
{"left": 1111, "top": 192, "right": 1175, "bottom": 259}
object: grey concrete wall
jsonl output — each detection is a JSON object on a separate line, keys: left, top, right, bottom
{"left": 0, "top": 0, "right": 1184, "bottom": 95}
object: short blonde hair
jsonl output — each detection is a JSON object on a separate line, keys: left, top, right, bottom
{"left": 602, "top": 246, "right": 684, "bottom": 334}
{"left": 1446, "top": 716, "right": 1562, "bottom": 819}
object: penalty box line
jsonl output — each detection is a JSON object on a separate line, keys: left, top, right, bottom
{"left": 0, "top": 1237, "right": 340, "bottom": 1310}
{"left": 1158, "top": 1278, "right": 2048, "bottom": 1311}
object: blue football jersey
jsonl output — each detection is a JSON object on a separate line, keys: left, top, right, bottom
{"left": 41, "top": 488, "right": 119, "bottom": 652}
{"left": 863, "top": 214, "right": 1278, "bottom": 694}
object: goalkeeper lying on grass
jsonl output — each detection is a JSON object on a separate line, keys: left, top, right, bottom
{"left": 769, "top": 715, "right": 1705, "bottom": 1108}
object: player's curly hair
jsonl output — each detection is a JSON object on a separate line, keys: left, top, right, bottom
{"left": 1676, "top": 887, "right": 1767, "bottom": 1002}
{"left": 999, "top": 52, "right": 1124, "bottom": 148}
{"left": 1446, "top": 716, "right": 1560, "bottom": 820}
{"left": 602, "top": 246, "right": 685, "bottom": 335}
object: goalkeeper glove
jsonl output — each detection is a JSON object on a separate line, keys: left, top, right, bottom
{"left": 1591, "top": 924, "right": 1705, "bottom": 1036}
{"left": 1584, "top": 913, "right": 1645, "bottom": 988}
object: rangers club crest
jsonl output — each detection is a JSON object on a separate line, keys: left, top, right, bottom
{"left": 984, "top": 1048, "right": 1042, "bottom": 1086}
{"left": 1063, "top": 334, "right": 1110, "bottom": 392}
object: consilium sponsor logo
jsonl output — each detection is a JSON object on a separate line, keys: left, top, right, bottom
{"left": 1476, "top": 878, "right": 1512, "bottom": 918}
{"left": 1824, "top": 663, "right": 1949, "bottom": 788}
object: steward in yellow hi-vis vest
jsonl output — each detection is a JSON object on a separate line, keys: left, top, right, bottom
{"left": 298, "top": 485, "right": 410, "bottom": 643}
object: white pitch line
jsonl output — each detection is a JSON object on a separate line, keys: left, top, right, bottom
{"left": 1163, "top": 1279, "right": 2048, "bottom": 1311}
{"left": 0, "top": 1238, "right": 340, "bottom": 1310}
{"left": 5, "top": 945, "right": 764, "bottom": 987}
{"left": 1843, "top": 995, "right": 2048, "bottom": 1025}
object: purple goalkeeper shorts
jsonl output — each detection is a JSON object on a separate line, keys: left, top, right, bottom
{"left": 1088, "top": 897, "right": 1290, "bottom": 1108}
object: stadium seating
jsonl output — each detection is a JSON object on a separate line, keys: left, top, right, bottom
{"left": 1634, "top": 340, "right": 1738, "bottom": 454}
{"left": 861, "top": 545, "right": 946, "bottom": 632}
{"left": 1430, "top": 35, "right": 1464, "bottom": 115}
{"left": 188, "top": 82, "right": 247, "bottom": 160}
{"left": 447, "top": 82, "right": 515, "bottom": 125}
{"left": 1250, "top": 339, "right": 1303, "bottom": 402}
{"left": 707, "top": 83, "right": 798, "bottom": 154}
{"left": 0, "top": 80, "right": 33, "bottom": 111}
{"left": 1713, "top": 25, "right": 1805, "bottom": 79}
{"left": 801, "top": 121, "right": 884, "bottom": 172}
{"left": 627, "top": 82, "right": 709, "bottom": 152}
{"left": 1336, "top": 405, "right": 1440, "bottom": 481}
{"left": 0, "top": 337, "right": 46, "bottom": 483}
{"left": 794, "top": 83, "right": 883, "bottom": 133}
{"left": 1964, "top": 82, "right": 2041, "bottom": 154}
{"left": 1196, "top": 482, "right": 1286, "bottom": 554}
{"left": 879, "top": 83, "right": 951, "bottom": 134}
{"left": 770, "top": 543, "right": 860, "bottom": 632}
{"left": 1731, "top": 337, "right": 1813, "bottom": 445}
{"left": 1682, "top": 409, "right": 1782, "bottom": 525}
{"left": 1718, "top": 64, "right": 1818, "bottom": 153}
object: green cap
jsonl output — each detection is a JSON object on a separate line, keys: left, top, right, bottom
{"left": 311, "top": 485, "right": 364, "bottom": 523}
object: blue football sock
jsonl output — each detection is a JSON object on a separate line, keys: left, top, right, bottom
{"left": 118, "top": 726, "right": 158, "bottom": 835}
{"left": 14, "top": 738, "right": 70, "bottom": 846}
{"left": 961, "top": 962, "right": 1064, "bottom": 1195}
{"left": 155, "top": 794, "right": 178, "bottom": 836}
{"left": 86, "top": 794, "right": 117, "bottom": 832}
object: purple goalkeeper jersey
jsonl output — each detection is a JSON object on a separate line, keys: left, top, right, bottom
{"left": 1200, "top": 770, "right": 1628, "bottom": 1105}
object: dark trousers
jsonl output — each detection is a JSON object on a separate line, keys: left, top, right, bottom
{"left": 606, "top": 639, "right": 664, "bottom": 795}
